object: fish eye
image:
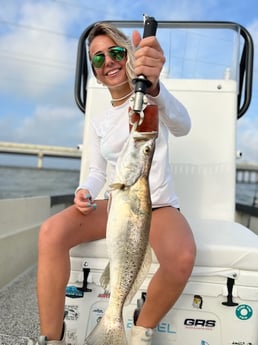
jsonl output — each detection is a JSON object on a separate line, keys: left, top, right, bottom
{"left": 144, "top": 145, "right": 150, "bottom": 154}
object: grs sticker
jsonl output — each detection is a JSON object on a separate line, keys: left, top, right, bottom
{"left": 184, "top": 319, "right": 216, "bottom": 328}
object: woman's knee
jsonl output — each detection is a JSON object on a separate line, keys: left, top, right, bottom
{"left": 38, "top": 212, "right": 71, "bottom": 251}
{"left": 178, "top": 240, "right": 196, "bottom": 280}
{"left": 160, "top": 235, "right": 196, "bottom": 285}
{"left": 175, "top": 217, "right": 196, "bottom": 281}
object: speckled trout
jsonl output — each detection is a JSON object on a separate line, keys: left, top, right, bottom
{"left": 84, "top": 126, "right": 157, "bottom": 345}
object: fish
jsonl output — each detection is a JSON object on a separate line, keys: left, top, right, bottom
{"left": 84, "top": 125, "right": 158, "bottom": 345}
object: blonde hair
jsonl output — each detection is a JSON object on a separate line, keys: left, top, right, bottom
{"left": 88, "top": 22, "right": 135, "bottom": 89}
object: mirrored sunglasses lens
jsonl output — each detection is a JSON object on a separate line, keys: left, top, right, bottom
{"left": 109, "top": 47, "right": 126, "bottom": 61}
{"left": 92, "top": 54, "right": 105, "bottom": 68}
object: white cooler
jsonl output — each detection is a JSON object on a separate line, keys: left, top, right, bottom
{"left": 65, "top": 218, "right": 258, "bottom": 345}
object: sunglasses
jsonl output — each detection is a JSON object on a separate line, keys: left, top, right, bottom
{"left": 91, "top": 46, "right": 127, "bottom": 69}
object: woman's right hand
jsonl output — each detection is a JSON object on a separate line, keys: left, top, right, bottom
{"left": 74, "top": 189, "right": 97, "bottom": 215}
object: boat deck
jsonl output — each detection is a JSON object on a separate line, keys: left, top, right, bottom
{"left": 0, "top": 266, "right": 39, "bottom": 344}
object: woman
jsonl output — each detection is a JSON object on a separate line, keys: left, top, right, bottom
{"left": 35, "top": 23, "right": 196, "bottom": 345}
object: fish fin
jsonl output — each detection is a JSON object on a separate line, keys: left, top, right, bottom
{"left": 100, "top": 262, "right": 110, "bottom": 291}
{"left": 84, "top": 311, "right": 127, "bottom": 345}
{"left": 125, "top": 244, "right": 152, "bottom": 305}
{"left": 107, "top": 194, "right": 112, "bottom": 214}
{"left": 110, "top": 182, "right": 126, "bottom": 190}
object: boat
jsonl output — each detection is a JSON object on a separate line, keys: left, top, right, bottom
{"left": 0, "top": 20, "right": 258, "bottom": 345}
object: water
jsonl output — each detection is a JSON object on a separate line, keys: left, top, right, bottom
{"left": 236, "top": 182, "right": 258, "bottom": 205}
{"left": 0, "top": 166, "right": 80, "bottom": 199}
{"left": 0, "top": 165, "right": 257, "bottom": 205}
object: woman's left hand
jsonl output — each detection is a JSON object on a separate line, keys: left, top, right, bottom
{"left": 132, "top": 30, "right": 166, "bottom": 97}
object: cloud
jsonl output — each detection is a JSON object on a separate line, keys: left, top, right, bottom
{"left": 0, "top": 1, "right": 78, "bottom": 100}
{"left": 248, "top": 19, "right": 258, "bottom": 41}
{"left": 1, "top": 104, "right": 84, "bottom": 147}
{"left": 247, "top": 19, "right": 258, "bottom": 74}
{"left": 236, "top": 18, "right": 258, "bottom": 162}
{"left": 24, "top": 105, "right": 83, "bottom": 146}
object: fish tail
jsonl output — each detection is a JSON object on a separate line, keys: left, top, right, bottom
{"left": 84, "top": 312, "right": 128, "bottom": 345}
{"left": 100, "top": 262, "right": 110, "bottom": 291}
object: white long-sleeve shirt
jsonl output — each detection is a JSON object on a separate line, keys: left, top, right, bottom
{"left": 77, "top": 82, "right": 191, "bottom": 208}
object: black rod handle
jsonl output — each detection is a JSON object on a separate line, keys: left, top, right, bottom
{"left": 143, "top": 16, "right": 158, "bottom": 38}
{"left": 132, "top": 15, "right": 158, "bottom": 113}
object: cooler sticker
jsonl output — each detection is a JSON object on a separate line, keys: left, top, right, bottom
{"left": 126, "top": 318, "right": 176, "bottom": 335}
{"left": 65, "top": 286, "right": 84, "bottom": 298}
{"left": 98, "top": 292, "right": 110, "bottom": 299}
{"left": 193, "top": 294, "right": 203, "bottom": 309}
{"left": 156, "top": 322, "right": 176, "bottom": 335}
{"left": 65, "top": 305, "right": 80, "bottom": 321}
{"left": 235, "top": 304, "right": 253, "bottom": 320}
{"left": 93, "top": 308, "right": 105, "bottom": 323}
{"left": 184, "top": 318, "right": 216, "bottom": 329}
{"left": 65, "top": 328, "right": 78, "bottom": 345}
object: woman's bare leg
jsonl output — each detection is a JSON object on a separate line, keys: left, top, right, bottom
{"left": 136, "top": 207, "right": 196, "bottom": 328}
{"left": 37, "top": 200, "right": 108, "bottom": 340}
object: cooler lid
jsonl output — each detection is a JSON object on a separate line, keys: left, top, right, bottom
{"left": 70, "top": 219, "right": 258, "bottom": 271}
{"left": 189, "top": 218, "right": 258, "bottom": 271}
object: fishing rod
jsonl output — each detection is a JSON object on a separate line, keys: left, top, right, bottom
{"left": 129, "top": 14, "right": 159, "bottom": 133}
{"left": 132, "top": 15, "right": 158, "bottom": 114}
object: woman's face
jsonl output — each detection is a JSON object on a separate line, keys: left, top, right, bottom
{"left": 89, "top": 35, "right": 128, "bottom": 89}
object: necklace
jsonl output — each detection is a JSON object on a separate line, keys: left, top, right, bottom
{"left": 111, "top": 91, "right": 133, "bottom": 106}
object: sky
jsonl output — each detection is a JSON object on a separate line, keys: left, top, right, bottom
{"left": 0, "top": 0, "right": 257, "bottom": 168}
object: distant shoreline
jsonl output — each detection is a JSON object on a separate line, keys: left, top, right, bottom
{"left": 0, "top": 164, "right": 80, "bottom": 173}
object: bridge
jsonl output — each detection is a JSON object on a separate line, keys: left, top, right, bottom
{"left": 0, "top": 142, "right": 81, "bottom": 168}
{"left": 236, "top": 163, "right": 258, "bottom": 183}
{"left": 1, "top": 142, "right": 258, "bottom": 177}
